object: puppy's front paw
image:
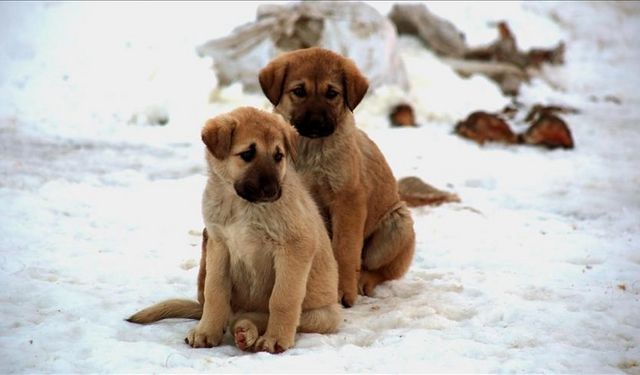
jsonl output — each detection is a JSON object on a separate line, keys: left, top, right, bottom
{"left": 339, "top": 285, "right": 358, "bottom": 308}
{"left": 255, "top": 334, "right": 293, "bottom": 354}
{"left": 185, "top": 324, "right": 223, "bottom": 348}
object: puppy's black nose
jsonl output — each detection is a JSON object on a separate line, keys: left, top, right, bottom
{"left": 259, "top": 182, "right": 281, "bottom": 202}
{"left": 235, "top": 183, "right": 259, "bottom": 202}
{"left": 295, "top": 111, "right": 335, "bottom": 138}
{"left": 235, "top": 177, "right": 281, "bottom": 203}
{"left": 308, "top": 114, "right": 325, "bottom": 128}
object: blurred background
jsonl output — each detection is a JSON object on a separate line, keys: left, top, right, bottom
{"left": 0, "top": 2, "right": 638, "bottom": 373}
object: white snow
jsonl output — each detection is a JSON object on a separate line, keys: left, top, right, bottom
{"left": 1, "top": 1, "right": 639, "bottom": 373}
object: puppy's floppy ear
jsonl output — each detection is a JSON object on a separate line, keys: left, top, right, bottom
{"left": 201, "top": 114, "right": 237, "bottom": 160}
{"left": 342, "top": 58, "right": 369, "bottom": 111}
{"left": 259, "top": 58, "right": 288, "bottom": 106}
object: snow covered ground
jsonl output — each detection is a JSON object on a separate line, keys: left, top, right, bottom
{"left": 1, "top": 1, "right": 639, "bottom": 373}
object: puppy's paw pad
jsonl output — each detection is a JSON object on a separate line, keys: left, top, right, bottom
{"left": 339, "top": 279, "right": 359, "bottom": 307}
{"left": 339, "top": 290, "right": 357, "bottom": 308}
{"left": 233, "top": 320, "right": 258, "bottom": 352}
{"left": 255, "top": 335, "right": 291, "bottom": 354}
{"left": 358, "top": 271, "right": 382, "bottom": 297}
{"left": 185, "top": 327, "right": 222, "bottom": 348}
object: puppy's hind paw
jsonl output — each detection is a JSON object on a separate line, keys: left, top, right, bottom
{"left": 358, "top": 270, "right": 383, "bottom": 297}
{"left": 233, "top": 319, "right": 259, "bottom": 352}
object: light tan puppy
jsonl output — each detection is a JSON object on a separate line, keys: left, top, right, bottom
{"left": 259, "top": 47, "right": 416, "bottom": 307}
{"left": 128, "top": 107, "right": 340, "bottom": 353}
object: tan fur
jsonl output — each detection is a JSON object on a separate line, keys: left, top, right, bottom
{"left": 127, "top": 299, "right": 202, "bottom": 323}
{"left": 259, "top": 47, "right": 416, "bottom": 307}
{"left": 128, "top": 107, "right": 340, "bottom": 353}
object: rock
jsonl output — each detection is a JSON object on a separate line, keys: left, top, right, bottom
{"left": 440, "top": 57, "right": 527, "bottom": 96}
{"left": 129, "top": 105, "right": 169, "bottom": 126}
{"left": 527, "top": 42, "right": 565, "bottom": 68}
{"left": 464, "top": 21, "right": 528, "bottom": 68}
{"left": 520, "top": 113, "right": 574, "bottom": 149}
{"left": 197, "top": 2, "right": 409, "bottom": 93}
{"left": 455, "top": 111, "right": 518, "bottom": 145}
{"left": 389, "top": 104, "right": 416, "bottom": 127}
{"left": 462, "top": 21, "right": 565, "bottom": 95}
{"left": 603, "top": 95, "right": 622, "bottom": 105}
{"left": 500, "top": 104, "right": 519, "bottom": 119}
{"left": 388, "top": 3, "right": 467, "bottom": 58}
{"left": 398, "top": 176, "right": 460, "bottom": 207}
{"left": 524, "top": 104, "right": 579, "bottom": 122}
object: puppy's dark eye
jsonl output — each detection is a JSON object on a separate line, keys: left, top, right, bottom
{"left": 292, "top": 87, "right": 306, "bottom": 98}
{"left": 238, "top": 146, "right": 256, "bottom": 162}
{"left": 239, "top": 150, "right": 254, "bottom": 162}
{"left": 274, "top": 152, "right": 284, "bottom": 163}
{"left": 326, "top": 88, "right": 338, "bottom": 99}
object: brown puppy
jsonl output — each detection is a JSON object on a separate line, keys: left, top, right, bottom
{"left": 259, "top": 47, "right": 416, "bottom": 307}
{"left": 128, "top": 107, "right": 341, "bottom": 353}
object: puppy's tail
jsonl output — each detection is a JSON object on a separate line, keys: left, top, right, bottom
{"left": 126, "top": 299, "right": 202, "bottom": 324}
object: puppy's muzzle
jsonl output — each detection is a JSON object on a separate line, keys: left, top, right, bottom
{"left": 293, "top": 112, "right": 335, "bottom": 138}
{"left": 234, "top": 174, "right": 282, "bottom": 203}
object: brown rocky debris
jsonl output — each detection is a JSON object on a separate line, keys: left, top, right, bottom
{"left": 390, "top": 104, "right": 417, "bottom": 127}
{"left": 524, "top": 104, "right": 579, "bottom": 122}
{"left": 465, "top": 21, "right": 527, "bottom": 68}
{"left": 389, "top": 3, "right": 467, "bottom": 58}
{"left": 527, "top": 42, "right": 565, "bottom": 67}
{"left": 461, "top": 21, "right": 565, "bottom": 95}
{"left": 520, "top": 113, "right": 574, "bottom": 149}
{"left": 465, "top": 21, "right": 565, "bottom": 70}
{"left": 455, "top": 111, "right": 518, "bottom": 145}
{"left": 398, "top": 176, "right": 460, "bottom": 207}
{"left": 500, "top": 104, "right": 519, "bottom": 119}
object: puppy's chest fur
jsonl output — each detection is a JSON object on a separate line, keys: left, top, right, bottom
{"left": 296, "top": 127, "right": 357, "bottom": 194}
{"left": 204, "top": 184, "right": 287, "bottom": 309}
{"left": 218, "top": 218, "right": 275, "bottom": 273}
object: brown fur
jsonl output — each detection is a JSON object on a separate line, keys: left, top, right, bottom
{"left": 520, "top": 113, "right": 574, "bottom": 149}
{"left": 390, "top": 104, "right": 417, "bottom": 127}
{"left": 455, "top": 111, "right": 518, "bottom": 145}
{"left": 127, "top": 107, "right": 340, "bottom": 353}
{"left": 259, "top": 47, "right": 416, "bottom": 307}
{"left": 397, "top": 176, "right": 460, "bottom": 207}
